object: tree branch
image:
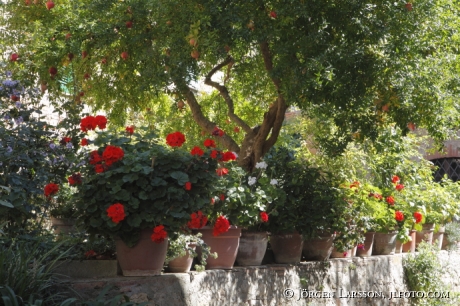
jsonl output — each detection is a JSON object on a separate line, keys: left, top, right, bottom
{"left": 204, "top": 56, "right": 252, "bottom": 134}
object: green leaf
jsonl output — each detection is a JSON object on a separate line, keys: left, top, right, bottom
{"left": 127, "top": 214, "right": 142, "bottom": 227}
{"left": 170, "top": 171, "right": 189, "bottom": 185}
{"left": 0, "top": 200, "right": 14, "bottom": 208}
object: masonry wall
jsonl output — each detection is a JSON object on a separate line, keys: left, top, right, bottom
{"left": 61, "top": 250, "right": 460, "bottom": 306}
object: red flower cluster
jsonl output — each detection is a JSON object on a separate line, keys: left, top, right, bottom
{"left": 185, "top": 182, "right": 192, "bottom": 190}
{"left": 84, "top": 250, "right": 97, "bottom": 258}
{"left": 212, "top": 126, "right": 224, "bottom": 137}
{"left": 166, "top": 131, "right": 186, "bottom": 147}
{"left": 80, "top": 115, "right": 107, "bottom": 132}
{"left": 190, "top": 146, "right": 204, "bottom": 156}
{"left": 216, "top": 167, "right": 229, "bottom": 176}
{"left": 220, "top": 151, "right": 236, "bottom": 162}
{"left": 395, "top": 184, "right": 404, "bottom": 191}
{"left": 395, "top": 210, "right": 404, "bottom": 222}
{"left": 44, "top": 183, "right": 59, "bottom": 197}
{"left": 106, "top": 203, "right": 125, "bottom": 223}
{"left": 260, "top": 212, "right": 269, "bottom": 222}
{"left": 203, "top": 139, "right": 216, "bottom": 148}
{"left": 60, "top": 137, "right": 71, "bottom": 145}
{"left": 81, "top": 138, "right": 89, "bottom": 146}
{"left": 219, "top": 194, "right": 225, "bottom": 201}
{"left": 213, "top": 215, "right": 230, "bottom": 236}
{"left": 102, "top": 145, "right": 125, "bottom": 166}
{"left": 210, "top": 150, "right": 219, "bottom": 159}
{"left": 349, "top": 181, "right": 360, "bottom": 188}
{"left": 187, "top": 211, "right": 208, "bottom": 229}
{"left": 89, "top": 151, "right": 103, "bottom": 165}
{"left": 413, "top": 212, "right": 423, "bottom": 224}
{"left": 385, "top": 196, "right": 395, "bottom": 206}
{"left": 392, "top": 175, "right": 400, "bottom": 184}
{"left": 368, "top": 192, "right": 383, "bottom": 200}
{"left": 151, "top": 225, "right": 168, "bottom": 243}
{"left": 68, "top": 173, "right": 82, "bottom": 185}
{"left": 95, "top": 164, "right": 105, "bottom": 173}
{"left": 125, "top": 125, "right": 134, "bottom": 135}
{"left": 233, "top": 126, "right": 240, "bottom": 133}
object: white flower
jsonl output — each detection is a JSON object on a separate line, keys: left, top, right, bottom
{"left": 270, "top": 179, "right": 278, "bottom": 185}
{"left": 255, "top": 161, "right": 267, "bottom": 169}
{"left": 248, "top": 176, "right": 257, "bottom": 186}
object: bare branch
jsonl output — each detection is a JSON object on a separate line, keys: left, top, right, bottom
{"left": 204, "top": 57, "right": 252, "bottom": 134}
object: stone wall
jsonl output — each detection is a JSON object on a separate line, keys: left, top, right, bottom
{"left": 61, "top": 250, "right": 460, "bottom": 306}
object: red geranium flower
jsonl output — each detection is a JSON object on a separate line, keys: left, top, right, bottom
{"left": 210, "top": 150, "right": 219, "bottom": 159}
{"left": 216, "top": 168, "right": 229, "bottom": 176}
{"left": 385, "top": 196, "right": 395, "bottom": 205}
{"left": 81, "top": 138, "right": 88, "bottom": 146}
{"left": 94, "top": 115, "right": 107, "bottom": 130}
{"left": 260, "top": 212, "right": 269, "bottom": 222}
{"left": 187, "top": 211, "right": 208, "bottom": 229}
{"left": 166, "top": 131, "right": 186, "bottom": 147}
{"left": 185, "top": 182, "right": 192, "bottom": 190}
{"left": 395, "top": 210, "right": 404, "bottom": 222}
{"left": 395, "top": 184, "right": 404, "bottom": 191}
{"left": 349, "top": 181, "right": 360, "bottom": 188}
{"left": 44, "top": 183, "right": 59, "bottom": 197}
{"left": 233, "top": 126, "right": 240, "bottom": 133}
{"left": 413, "top": 212, "right": 423, "bottom": 224}
{"left": 68, "top": 173, "right": 82, "bottom": 185}
{"left": 85, "top": 250, "right": 97, "bottom": 258}
{"left": 95, "top": 164, "right": 105, "bottom": 173}
{"left": 125, "top": 125, "right": 134, "bottom": 135}
{"left": 373, "top": 193, "right": 383, "bottom": 200}
{"left": 151, "top": 225, "right": 168, "bottom": 243}
{"left": 203, "top": 139, "right": 216, "bottom": 148}
{"left": 220, "top": 151, "right": 236, "bottom": 162}
{"left": 60, "top": 137, "right": 72, "bottom": 145}
{"left": 219, "top": 194, "right": 225, "bottom": 201}
{"left": 213, "top": 216, "right": 230, "bottom": 236}
{"left": 102, "top": 145, "right": 124, "bottom": 166}
{"left": 392, "top": 175, "right": 400, "bottom": 184}
{"left": 89, "top": 150, "right": 102, "bottom": 165}
{"left": 106, "top": 203, "right": 125, "bottom": 223}
{"left": 80, "top": 116, "right": 97, "bottom": 132}
{"left": 190, "top": 146, "right": 204, "bottom": 156}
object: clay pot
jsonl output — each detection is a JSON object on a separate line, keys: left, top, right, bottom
{"left": 330, "top": 246, "right": 357, "bottom": 258}
{"left": 402, "top": 230, "right": 416, "bottom": 253}
{"left": 236, "top": 231, "right": 268, "bottom": 266}
{"left": 302, "top": 232, "right": 335, "bottom": 261}
{"left": 432, "top": 226, "right": 445, "bottom": 249}
{"left": 270, "top": 232, "right": 303, "bottom": 264}
{"left": 116, "top": 228, "right": 168, "bottom": 276}
{"left": 415, "top": 223, "right": 435, "bottom": 249}
{"left": 373, "top": 232, "right": 397, "bottom": 255}
{"left": 356, "top": 232, "right": 375, "bottom": 257}
{"left": 50, "top": 217, "right": 76, "bottom": 235}
{"left": 195, "top": 226, "right": 241, "bottom": 269}
{"left": 168, "top": 244, "right": 196, "bottom": 273}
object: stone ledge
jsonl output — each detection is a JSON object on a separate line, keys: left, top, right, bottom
{"left": 57, "top": 251, "right": 460, "bottom": 306}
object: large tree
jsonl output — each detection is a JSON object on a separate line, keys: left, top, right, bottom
{"left": 2, "top": 0, "right": 459, "bottom": 170}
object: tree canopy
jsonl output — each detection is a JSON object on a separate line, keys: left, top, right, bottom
{"left": 2, "top": 0, "right": 459, "bottom": 170}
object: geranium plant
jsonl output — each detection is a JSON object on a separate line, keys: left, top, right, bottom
{"left": 73, "top": 121, "right": 219, "bottom": 247}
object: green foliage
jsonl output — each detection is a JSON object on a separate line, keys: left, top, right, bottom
{"left": 211, "top": 160, "right": 285, "bottom": 229}
{"left": 444, "top": 222, "right": 460, "bottom": 251}
{"left": 403, "top": 242, "right": 447, "bottom": 305}
{"left": 74, "top": 127, "right": 218, "bottom": 247}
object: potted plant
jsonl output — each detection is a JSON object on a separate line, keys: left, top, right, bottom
{"left": 212, "top": 160, "right": 284, "bottom": 266}
{"left": 165, "top": 232, "right": 216, "bottom": 273}
{"left": 49, "top": 183, "right": 78, "bottom": 235}
{"left": 73, "top": 118, "right": 219, "bottom": 276}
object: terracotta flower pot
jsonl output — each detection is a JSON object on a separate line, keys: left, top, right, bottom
{"left": 195, "top": 226, "right": 241, "bottom": 269}
{"left": 432, "top": 226, "right": 445, "bottom": 249}
{"left": 236, "top": 231, "right": 268, "bottom": 266}
{"left": 50, "top": 217, "right": 76, "bottom": 235}
{"left": 116, "top": 228, "right": 168, "bottom": 276}
{"left": 270, "top": 232, "right": 303, "bottom": 264}
{"left": 302, "top": 232, "right": 335, "bottom": 261}
{"left": 415, "top": 223, "right": 435, "bottom": 249}
{"left": 330, "top": 246, "right": 357, "bottom": 258}
{"left": 356, "top": 232, "right": 375, "bottom": 257}
{"left": 402, "top": 230, "right": 416, "bottom": 253}
{"left": 168, "top": 244, "right": 196, "bottom": 273}
{"left": 373, "top": 232, "right": 397, "bottom": 255}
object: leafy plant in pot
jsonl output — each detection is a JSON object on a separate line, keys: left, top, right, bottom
{"left": 263, "top": 146, "right": 339, "bottom": 263}
{"left": 49, "top": 183, "right": 79, "bottom": 235}
{"left": 73, "top": 119, "right": 218, "bottom": 276}
{"left": 165, "top": 232, "right": 216, "bottom": 272}
{"left": 212, "top": 160, "right": 285, "bottom": 266}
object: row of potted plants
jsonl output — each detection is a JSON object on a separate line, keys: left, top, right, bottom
{"left": 45, "top": 115, "right": 460, "bottom": 275}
